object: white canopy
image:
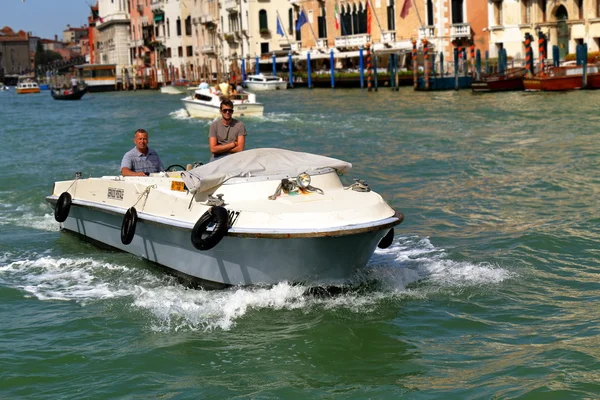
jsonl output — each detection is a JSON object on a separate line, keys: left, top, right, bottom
{"left": 180, "top": 148, "right": 352, "bottom": 193}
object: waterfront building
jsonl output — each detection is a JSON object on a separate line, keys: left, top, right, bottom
{"left": 193, "top": 0, "right": 222, "bottom": 82}
{"left": 487, "top": 0, "right": 600, "bottom": 62}
{"left": 0, "top": 28, "right": 31, "bottom": 78}
{"left": 63, "top": 25, "right": 88, "bottom": 44}
{"left": 96, "top": 0, "right": 131, "bottom": 79}
{"left": 129, "top": 0, "right": 157, "bottom": 84}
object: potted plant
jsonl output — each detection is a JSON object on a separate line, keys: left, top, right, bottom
{"left": 260, "top": 28, "right": 270, "bottom": 35}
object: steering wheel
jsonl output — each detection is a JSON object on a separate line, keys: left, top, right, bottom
{"left": 164, "top": 164, "right": 186, "bottom": 172}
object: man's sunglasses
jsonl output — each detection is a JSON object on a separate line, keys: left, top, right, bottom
{"left": 221, "top": 108, "right": 234, "bottom": 113}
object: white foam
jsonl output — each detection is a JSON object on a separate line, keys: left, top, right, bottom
{"left": 0, "top": 234, "right": 516, "bottom": 332}
{"left": 169, "top": 108, "right": 193, "bottom": 120}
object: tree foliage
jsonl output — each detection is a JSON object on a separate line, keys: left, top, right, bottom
{"left": 34, "top": 41, "right": 64, "bottom": 69}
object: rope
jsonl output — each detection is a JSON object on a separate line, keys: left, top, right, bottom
{"left": 132, "top": 184, "right": 157, "bottom": 209}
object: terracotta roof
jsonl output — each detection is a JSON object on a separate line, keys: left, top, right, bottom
{"left": 1, "top": 26, "right": 16, "bottom": 35}
{"left": 0, "top": 35, "right": 28, "bottom": 42}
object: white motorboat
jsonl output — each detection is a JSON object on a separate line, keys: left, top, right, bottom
{"left": 46, "top": 148, "right": 403, "bottom": 288}
{"left": 160, "top": 79, "right": 191, "bottom": 94}
{"left": 243, "top": 74, "right": 288, "bottom": 91}
{"left": 15, "top": 76, "right": 40, "bottom": 94}
{"left": 0, "top": 83, "right": 9, "bottom": 91}
{"left": 181, "top": 88, "right": 264, "bottom": 118}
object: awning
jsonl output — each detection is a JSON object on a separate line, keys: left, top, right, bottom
{"left": 153, "top": 14, "right": 164, "bottom": 22}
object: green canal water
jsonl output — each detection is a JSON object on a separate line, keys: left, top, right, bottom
{"left": 0, "top": 87, "right": 599, "bottom": 398}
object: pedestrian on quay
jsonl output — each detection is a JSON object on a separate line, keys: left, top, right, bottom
{"left": 120, "top": 129, "right": 164, "bottom": 176}
{"left": 208, "top": 99, "right": 246, "bottom": 162}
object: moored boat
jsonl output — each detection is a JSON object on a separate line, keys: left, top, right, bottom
{"left": 523, "top": 63, "right": 598, "bottom": 91}
{"left": 46, "top": 148, "right": 403, "bottom": 288}
{"left": 182, "top": 88, "right": 264, "bottom": 118}
{"left": 471, "top": 68, "right": 527, "bottom": 92}
{"left": 0, "top": 83, "right": 9, "bottom": 91}
{"left": 243, "top": 74, "right": 288, "bottom": 91}
{"left": 50, "top": 85, "right": 88, "bottom": 100}
{"left": 15, "top": 77, "right": 41, "bottom": 94}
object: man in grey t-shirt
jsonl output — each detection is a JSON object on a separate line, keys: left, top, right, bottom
{"left": 209, "top": 99, "right": 247, "bottom": 162}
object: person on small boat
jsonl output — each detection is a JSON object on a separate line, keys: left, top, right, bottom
{"left": 120, "top": 129, "right": 164, "bottom": 176}
{"left": 71, "top": 76, "right": 79, "bottom": 91}
{"left": 209, "top": 100, "right": 246, "bottom": 162}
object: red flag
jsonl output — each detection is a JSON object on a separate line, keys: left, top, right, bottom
{"left": 366, "top": 0, "right": 372, "bottom": 35}
{"left": 400, "top": 0, "right": 412, "bottom": 19}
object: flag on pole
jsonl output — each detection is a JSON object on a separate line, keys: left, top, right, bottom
{"left": 296, "top": 9, "right": 308, "bottom": 31}
{"left": 334, "top": 3, "right": 340, "bottom": 30}
{"left": 366, "top": 0, "right": 372, "bottom": 35}
{"left": 99, "top": 16, "right": 104, "bottom": 23}
{"left": 400, "top": 0, "right": 412, "bottom": 19}
{"left": 276, "top": 16, "right": 285, "bottom": 37}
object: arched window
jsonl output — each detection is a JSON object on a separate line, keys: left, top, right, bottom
{"left": 352, "top": 4, "right": 359, "bottom": 34}
{"left": 494, "top": 0, "right": 503, "bottom": 25}
{"left": 288, "top": 8, "right": 293, "bottom": 33}
{"left": 167, "top": 19, "right": 170, "bottom": 38}
{"left": 358, "top": 3, "right": 366, "bottom": 34}
{"left": 259, "top": 10, "right": 268, "bottom": 30}
{"left": 427, "top": 0, "right": 434, "bottom": 25}
{"left": 185, "top": 16, "right": 192, "bottom": 36}
{"left": 451, "top": 0, "right": 464, "bottom": 24}
{"left": 540, "top": 0, "right": 547, "bottom": 22}
{"left": 176, "top": 18, "right": 182, "bottom": 36}
{"left": 387, "top": 0, "right": 396, "bottom": 31}
{"left": 342, "top": 4, "right": 352, "bottom": 36}
{"left": 318, "top": 5, "right": 327, "bottom": 38}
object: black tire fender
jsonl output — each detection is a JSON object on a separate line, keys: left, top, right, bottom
{"left": 121, "top": 207, "right": 138, "bottom": 245}
{"left": 191, "top": 206, "right": 229, "bottom": 251}
{"left": 377, "top": 228, "right": 394, "bottom": 249}
{"left": 54, "top": 192, "right": 72, "bottom": 223}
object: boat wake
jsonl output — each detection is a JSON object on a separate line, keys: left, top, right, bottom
{"left": 0, "top": 236, "right": 516, "bottom": 332}
{"left": 168, "top": 108, "right": 194, "bottom": 120}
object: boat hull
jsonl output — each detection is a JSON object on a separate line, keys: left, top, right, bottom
{"left": 50, "top": 201, "right": 393, "bottom": 287}
{"left": 523, "top": 75, "right": 584, "bottom": 91}
{"left": 182, "top": 98, "right": 264, "bottom": 118}
{"left": 160, "top": 85, "right": 189, "bottom": 94}
{"left": 472, "top": 76, "right": 524, "bottom": 92}
{"left": 244, "top": 81, "right": 288, "bottom": 91}
{"left": 51, "top": 87, "right": 88, "bottom": 100}
{"left": 16, "top": 88, "right": 40, "bottom": 94}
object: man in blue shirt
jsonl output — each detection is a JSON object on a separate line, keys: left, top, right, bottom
{"left": 120, "top": 129, "right": 164, "bottom": 176}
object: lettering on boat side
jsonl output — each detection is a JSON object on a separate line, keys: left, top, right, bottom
{"left": 227, "top": 210, "right": 241, "bottom": 227}
{"left": 107, "top": 187, "right": 125, "bottom": 200}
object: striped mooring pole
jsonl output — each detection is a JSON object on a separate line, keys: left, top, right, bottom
{"left": 470, "top": 44, "right": 475, "bottom": 78}
{"left": 366, "top": 43, "right": 372, "bottom": 92}
{"left": 538, "top": 32, "right": 545, "bottom": 76}
{"left": 412, "top": 39, "right": 417, "bottom": 89}
{"left": 524, "top": 33, "right": 532, "bottom": 75}
{"left": 423, "top": 38, "right": 429, "bottom": 90}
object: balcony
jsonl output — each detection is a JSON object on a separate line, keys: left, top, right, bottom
{"left": 201, "top": 14, "right": 214, "bottom": 24}
{"left": 224, "top": 0, "right": 239, "bottom": 12}
{"left": 151, "top": 0, "right": 163, "bottom": 12}
{"left": 381, "top": 31, "right": 395, "bottom": 46}
{"left": 334, "top": 34, "right": 371, "bottom": 49}
{"left": 451, "top": 23, "right": 471, "bottom": 39}
{"left": 129, "top": 39, "right": 144, "bottom": 47}
{"left": 202, "top": 45, "right": 216, "bottom": 54}
{"left": 418, "top": 26, "right": 435, "bottom": 40}
{"left": 316, "top": 38, "right": 328, "bottom": 49}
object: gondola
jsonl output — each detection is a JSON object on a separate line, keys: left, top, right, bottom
{"left": 50, "top": 86, "right": 88, "bottom": 100}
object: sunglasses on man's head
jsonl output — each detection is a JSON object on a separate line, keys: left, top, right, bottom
{"left": 221, "top": 108, "right": 234, "bottom": 113}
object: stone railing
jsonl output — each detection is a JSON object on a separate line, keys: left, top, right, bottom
{"left": 334, "top": 34, "right": 371, "bottom": 48}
